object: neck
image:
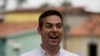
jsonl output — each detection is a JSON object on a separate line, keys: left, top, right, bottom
{"left": 41, "top": 44, "right": 60, "bottom": 56}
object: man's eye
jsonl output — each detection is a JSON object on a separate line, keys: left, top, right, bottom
{"left": 57, "top": 25, "right": 62, "bottom": 28}
{"left": 46, "top": 25, "right": 52, "bottom": 28}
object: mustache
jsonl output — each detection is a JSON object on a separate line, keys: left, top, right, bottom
{"left": 50, "top": 31, "right": 59, "bottom": 35}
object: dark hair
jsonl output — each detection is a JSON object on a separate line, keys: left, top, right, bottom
{"left": 39, "top": 10, "right": 63, "bottom": 29}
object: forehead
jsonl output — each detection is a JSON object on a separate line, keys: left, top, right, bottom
{"left": 43, "top": 15, "right": 62, "bottom": 24}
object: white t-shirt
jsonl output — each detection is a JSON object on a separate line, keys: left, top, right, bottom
{"left": 20, "top": 46, "right": 79, "bottom": 56}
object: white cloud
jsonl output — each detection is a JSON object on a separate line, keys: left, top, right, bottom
{"left": 21, "top": 0, "right": 65, "bottom": 9}
{"left": 84, "top": 0, "right": 100, "bottom": 13}
{"left": 21, "top": 0, "right": 47, "bottom": 9}
{"left": 70, "top": 0, "right": 100, "bottom": 13}
{"left": 5, "top": 0, "right": 17, "bottom": 11}
{"left": 4, "top": 0, "right": 65, "bottom": 11}
{"left": 47, "top": 0, "right": 62, "bottom": 7}
{"left": 70, "top": 0, "right": 88, "bottom": 7}
{"left": 4, "top": 0, "right": 100, "bottom": 13}
{"left": 0, "top": 0, "right": 4, "bottom": 7}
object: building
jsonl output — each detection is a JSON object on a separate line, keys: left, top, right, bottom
{"left": 66, "top": 13, "right": 100, "bottom": 56}
{"left": 0, "top": 23, "right": 40, "bottom": 56}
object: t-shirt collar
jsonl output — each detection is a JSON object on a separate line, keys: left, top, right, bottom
{"left": 40, "top": 44, "right": 61, "bottom": 56}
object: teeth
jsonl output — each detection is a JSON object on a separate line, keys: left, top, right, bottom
{"left": 49, "top": 36, "right": 58, "bottom": 39}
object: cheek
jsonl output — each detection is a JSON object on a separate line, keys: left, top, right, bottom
{"left": 42, "top": 28, "right": 50, "bottom": 34}
{"left": 59, "top": 29, "right": 64, "bottom": 35}
{"left": 41, "top": 29, "right": 50, "bottom": 37}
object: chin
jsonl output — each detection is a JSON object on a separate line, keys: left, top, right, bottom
{"left": 50, "top": 43, "right": 59, "bottom": 47}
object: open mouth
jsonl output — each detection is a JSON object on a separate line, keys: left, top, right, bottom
{"left": 49, "top": 35, "right": 59, "bottom": 39}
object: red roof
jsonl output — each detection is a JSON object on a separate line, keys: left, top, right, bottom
{"left": 0, "top": 23, "right": 38, "bottom": 36}
{"left": 68, "top": 14, "right": 100, "bottom": 36}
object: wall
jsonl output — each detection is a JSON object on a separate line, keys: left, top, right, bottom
{"left": 65, "top": 36, "right": 100, "bottom": 56}
{"left": 0, "top": 38, "right": 6, "bottom": 56}
{"left": 63, "top": 14, "right": 88, "bottom": 30}
{"left": 6, "top": 29, "right": 41, "bottom": 56}
{"left": 4, "top": 12, "right": 41, "bottom": 23}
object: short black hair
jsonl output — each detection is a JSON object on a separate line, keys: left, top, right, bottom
{"left": 39, "top": 10, "right": 63, "bottom": 29}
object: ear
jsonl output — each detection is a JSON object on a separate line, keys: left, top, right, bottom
{"left": 37, "top": 26, "right": 41, "bottom": 35}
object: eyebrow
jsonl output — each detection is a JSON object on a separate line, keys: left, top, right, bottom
{"left": 56, "top": 23, "right": 62, "bottom": 25}
{"left": 45, "top": 23, "right": 51, "bottom": 24}
{"left": 45, "top": 22, "right": 62, "bottom": 25}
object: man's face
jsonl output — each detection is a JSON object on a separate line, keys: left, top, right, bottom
{"left": 38, "top": 15, "right": 64, "bottom": 47}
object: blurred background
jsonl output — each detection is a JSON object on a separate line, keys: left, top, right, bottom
{"left": 0, "top": 0, "right": 100, "bottom": 56}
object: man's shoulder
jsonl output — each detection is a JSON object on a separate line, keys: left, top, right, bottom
{"left": 20, "top": 49, "right": 40, "bottom": 56}
{"left": 61, "top": 49, "right": 79, "bottom": 56}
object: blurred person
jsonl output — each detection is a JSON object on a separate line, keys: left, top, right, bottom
{"left": 21, "top": 10, "right": 79, "bottom": 56}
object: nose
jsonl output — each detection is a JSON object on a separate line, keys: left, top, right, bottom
{"left": 52, "top": 26, "right": 57, "bottom": 33}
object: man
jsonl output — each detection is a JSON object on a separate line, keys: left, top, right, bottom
{"left": 21, "top": 10, "right": 79, "bottom": 56}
